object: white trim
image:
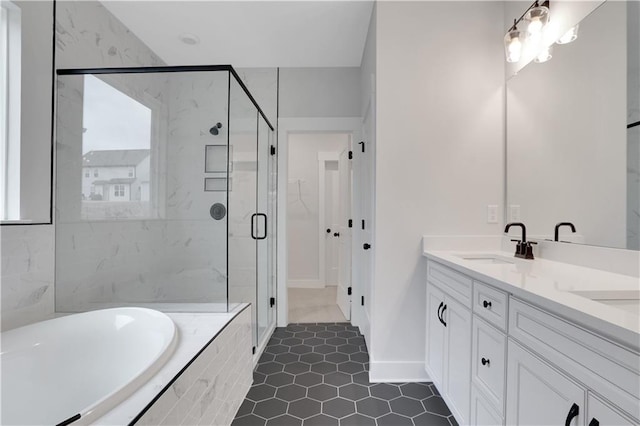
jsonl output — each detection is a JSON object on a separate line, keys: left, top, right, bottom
{"left": 288, "top": 279, "right": 325, "bottom": 289}
{"left": 368, "top": 360, "right": 431, "bottom": 383}
{"left": 277, "top": 117, "right": 362, "bottom": 327}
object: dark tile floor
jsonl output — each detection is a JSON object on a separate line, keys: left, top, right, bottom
{"left": 232, "top": 323, "right": 457, "bottom": 426}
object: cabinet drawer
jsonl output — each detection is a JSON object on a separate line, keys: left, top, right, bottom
{"left": 509, "top": 297, "right": 640, "bottom": 421}
{"left": 471, "top": 385, "right": 504, "bottom": 426}
{"left": 472, "top": 317, "right": 506, "bottom": 415}
{"left": 427, "top": 261, "right": 472, "bottom": 308}
{"left": 473, "top": 281, "right": 508, "bottom": 332}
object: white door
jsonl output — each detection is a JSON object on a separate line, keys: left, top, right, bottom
{"left": 506, "top": 340, "right": 585, "bottom": 426}
{"left": 358, "top": 99, "right": 375, "bottom": 338}
{"left": 324, "top": 162, "right": 340, "bottom": 286}
{"left": 443, "top": 297, "right": 472, "bottom": 424}
{"left": 336, "top": 147, "right": 352, "bottom": 319}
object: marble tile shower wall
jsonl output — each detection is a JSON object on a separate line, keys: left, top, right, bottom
{"left": 56, "top": 70, "right": 234, "bottom": 310}
{"left": 1, "top": 0, "right": 164, "bottom": 330}
{"left": 1, "top": 226, "right": 55, "bottom": 331}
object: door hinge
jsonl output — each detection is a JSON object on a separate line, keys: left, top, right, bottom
{"left": 348, "top": 287, "right": 352, "bottom": 296}
{"left": 270, "top": 297, "right": 276, "bottom": 308}
{"left": 348, "top": 151, "right": 353, "bottom": 159}
{"left": 358, "top": 141, "right": 365, "bottom": 153}
{"left": 270, "top": 145, "right": 276, "bottom": 156}
{"left": 348, "top": 219, "right": 353, "bottom": 228}
{"left": 361, "top": 219, "right": 365, "bottom": 230}
{"left": 361, "top": 296, "right": 365, "bottom": 306}
{"left": 252, "top": 346, "right": 256, "bottom": 355}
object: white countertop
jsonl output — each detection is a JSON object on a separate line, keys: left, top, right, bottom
{"left": 423, "top": 249, "right": 640, "bottom": 352}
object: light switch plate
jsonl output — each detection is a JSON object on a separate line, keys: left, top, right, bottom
{"left": 487, "top": 205, "right": 498, "bottom": 223}
{"left": 510, "top": 205, "right": 521, "bottom": 221}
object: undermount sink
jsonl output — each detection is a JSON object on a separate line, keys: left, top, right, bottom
{"left": 569, "top": 289, "right": 640, "bottom": 316}
{"left": 454, "top": 254, "right": 514, "bottom": 265}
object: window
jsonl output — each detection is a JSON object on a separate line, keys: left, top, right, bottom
{"left": 113, "top": 184, "right": 125, "bottom": 198}
{"left": 93, "top": 169, "right": 99, "bottom": 177}
{"left": 84, "top": 170, "right": 90, "bottom": 178}
{"left": 0, "top": 1, "right": 21, "bottom": 221}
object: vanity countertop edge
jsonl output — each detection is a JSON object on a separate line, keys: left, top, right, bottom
{"left": 423, "top": 249, "right": 640, "bottom": 353}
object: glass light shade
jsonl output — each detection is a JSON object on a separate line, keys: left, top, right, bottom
{"left": 524, "top": 5, "right": 550, "bottom": 38}
{"left": 556, "top": 24, "right": 579, "bottom": 44}
{"left": 534, "top": 44, "right": 553, "bottom": 63}
{"left": 504, "top": 29, "right": 523, "bottom": 63}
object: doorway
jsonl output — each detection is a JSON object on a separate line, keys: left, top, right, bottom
{"left": 286, "top": 132, "right": 352, "bottom": 323}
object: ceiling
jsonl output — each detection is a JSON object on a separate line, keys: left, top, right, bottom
{"left": 102, "top": 1, "right": 374, "bottom": 68}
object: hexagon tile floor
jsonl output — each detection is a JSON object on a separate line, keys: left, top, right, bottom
{"left": 232, "top": 323, "right": 457, "bottom": 426}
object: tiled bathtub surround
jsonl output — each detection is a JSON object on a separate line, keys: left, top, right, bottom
{"left": 233, "top": 323, "right": 456, "bottom": 426}
{"left": 97, "top": 306, "right": 252, "bottom": 425}
{"left": 0, "top": 226, "right": 55, "bottom": 331}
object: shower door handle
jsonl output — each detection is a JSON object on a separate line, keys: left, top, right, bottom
{"left": 252, "top": 213, "right": 267, "bottom": 240}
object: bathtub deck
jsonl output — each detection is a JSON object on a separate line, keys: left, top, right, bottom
{"left": 94, "top": 304, "right": 250, "bottom": 425}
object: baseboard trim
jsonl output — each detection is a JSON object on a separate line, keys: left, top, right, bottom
{"left": 288, "top": 280, "right": 325, "bottom": 289}
{"left": 369, "top": 360, "right": 430, "bottom": 383}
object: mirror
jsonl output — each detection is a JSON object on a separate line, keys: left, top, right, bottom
{"left": 506, "top": 0, "right": 639, "bottom": 250}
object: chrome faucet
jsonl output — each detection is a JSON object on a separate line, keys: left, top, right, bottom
{"left": 504, "top": 222, "right": 536, "bottom": 259}
{"left": 554, "top": 222, "right": 576, "bottom": 242}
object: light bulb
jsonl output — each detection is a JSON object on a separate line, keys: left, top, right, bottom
{"left": 504, "top": 30, "right": 523, "bottom": 63}
{"left": 528, "top": 18, "right": 543, "bottom": 36}
{"left": 524, "top": 5, "right": 550, "bottom": 39}
{"left": 534, "top": 45, "right": 553, "bottom": 63}
{"left": 556, "top": 25, "right": 579, "bottom": 44}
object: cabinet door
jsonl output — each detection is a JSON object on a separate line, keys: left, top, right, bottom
{"left": 443, "top": 296, "right": 472, "bottom": 424}
{"left": 471, "top": 385, "right": 504, "bottom": 426}
{"left": 506, "top": 340, "right": 585, "bottom": 426}
{"left": 587, "top": 394, "right": 636, "bottom": 426}
{"left": 426, "top": 283, "right": 446, "bottom": 388}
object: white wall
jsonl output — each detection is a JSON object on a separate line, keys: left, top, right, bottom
{"left": 370, "top": 1, "right": 505, "bottom": 381}
{"left": 507, "top": 1, "right": 627, "bottom": 248}
{"left": 628, "top": 0, "right": 640, "bottom": 250}
{"left": 287, "top": 133, "right": 347, "bottom": 287}
{"left": 279, "top": 67, "right": 361, "bottom": 118}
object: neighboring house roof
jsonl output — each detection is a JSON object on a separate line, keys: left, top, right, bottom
{"left": 83, "top": 149, "right": 149, "bottom": 167}
{"left": 93, "top": 178, "right": 136, "bottom": 185}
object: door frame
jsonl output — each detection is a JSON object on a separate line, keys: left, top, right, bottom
{"left": 277, "top": 117, "right": 361, "bottom": 327}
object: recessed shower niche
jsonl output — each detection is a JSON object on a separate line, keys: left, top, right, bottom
{"left": 54, "top": 66, "right": 277, "bottom": 348}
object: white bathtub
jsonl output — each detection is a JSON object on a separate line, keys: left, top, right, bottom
{"left": 0, "top": 308, "right": 177, "bottom": 426}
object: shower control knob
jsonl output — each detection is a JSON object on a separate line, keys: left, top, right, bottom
{"left": 363, "top": 243, "right": 371, "bottom": 250}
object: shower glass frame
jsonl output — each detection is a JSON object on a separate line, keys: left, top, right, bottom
{"left": 54, "top": 65, "right": 276, "bottom": 347}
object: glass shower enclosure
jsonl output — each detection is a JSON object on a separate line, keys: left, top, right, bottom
{"left": 54, "top": 65, "right": 277, "bottom": 348}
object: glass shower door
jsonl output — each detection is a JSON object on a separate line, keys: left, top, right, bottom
{"left": 228, "top": 78, "right": 259, "bottom": 345}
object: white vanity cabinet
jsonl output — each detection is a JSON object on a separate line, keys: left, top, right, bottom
{"left": 424, "top": 258, "right": 640, "bottom": 426}
{"left": 506, "top": 340, "right": 585, "bottom": 426}
{"left": 425, "top": 263, "right": 472, "bottom": 424}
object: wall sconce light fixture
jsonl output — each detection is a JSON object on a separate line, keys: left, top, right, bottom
{"left": 504, "top": 0, "right": 555, "bottom": 64}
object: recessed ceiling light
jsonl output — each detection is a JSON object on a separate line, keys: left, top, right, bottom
{"left": 179, "top": 33, "right": 200, "bottom": 45}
